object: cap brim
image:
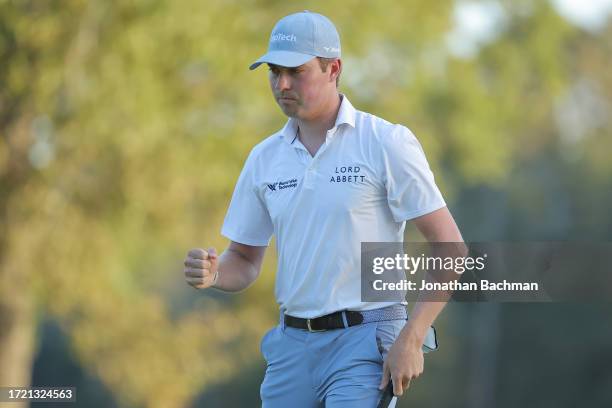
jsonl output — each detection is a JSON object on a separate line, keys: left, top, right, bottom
{"left": 249, "top": 51, "right": 316, "bottom": 70}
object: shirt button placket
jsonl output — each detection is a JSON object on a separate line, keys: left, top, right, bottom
{"left": 304, "top": 163, "right": 317, "bottom": 190}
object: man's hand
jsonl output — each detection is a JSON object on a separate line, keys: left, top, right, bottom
{"left": 184, "top": 248, "right": 219, "bottom": 289}
{"left": 378, "top": 334, "right": 424, "bottom": 397}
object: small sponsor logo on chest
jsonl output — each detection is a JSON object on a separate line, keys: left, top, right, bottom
{"left": 330, "top": 165, "right": 366, "bottom": 183}
{"left": 268, "top": 178, "right": 298, "bottom": 191}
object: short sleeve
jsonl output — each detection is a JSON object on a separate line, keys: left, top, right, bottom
{"left": 221, "top": 150, "right": 274, "bottom": 246}
{"left": 381, "top": 125, "right": 446, "bottom": 222}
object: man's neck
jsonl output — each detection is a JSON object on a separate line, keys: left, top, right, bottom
{"left": 296, "top": 93, "right": 342, "bottom": 143}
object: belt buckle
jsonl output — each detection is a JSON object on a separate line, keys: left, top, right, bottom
{"left": 306, "top": 318, "right": 325, "bottom": 332}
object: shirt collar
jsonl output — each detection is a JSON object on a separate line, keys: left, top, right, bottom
{"left": 335, "top": 94, "right": 356, "bottom": 129}
{"left": 279, "top": 94, "right": 356, "bottom": 145}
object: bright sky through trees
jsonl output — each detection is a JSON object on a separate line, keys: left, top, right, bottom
{"left": 448, "top": 0, "right": 612, "bottom": 58}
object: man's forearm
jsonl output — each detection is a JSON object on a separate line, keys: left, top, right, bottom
{"left": 400, "top": 300, "right": 447, "bottom": 346}
{"left": 213, "top": 248, "right": 260, "bottom": 292}
{"left": 399, "top": 265, "right": 458, "bottom": 346}
{"left": 400, "top": 242, "right": 468, "bottom": 346}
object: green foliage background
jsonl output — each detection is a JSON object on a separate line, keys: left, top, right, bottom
{"left": 1, "top": 0, "right": 611, "bottom": 407}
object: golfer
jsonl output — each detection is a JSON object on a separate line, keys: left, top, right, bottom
{"left": 184, "top": 10, "right": 463, "bottom": 407}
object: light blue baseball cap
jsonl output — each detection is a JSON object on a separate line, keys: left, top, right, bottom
{"left": 249, "top": 11, "right": 341, "bottom": 70}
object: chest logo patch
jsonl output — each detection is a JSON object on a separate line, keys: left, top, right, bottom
{"left": 330, "top": 165, "right": 366, "bottom": 183}
{"left": 268, "top": 178, "right": 298, "bottom": 191}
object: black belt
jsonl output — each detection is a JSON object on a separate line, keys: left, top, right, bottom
{"left": 284, "top": 310, "right": 364, "bottom": 332}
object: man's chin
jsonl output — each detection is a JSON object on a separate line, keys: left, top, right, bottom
{"left": 278, "top": 105, "right": 299, "bottom": 118}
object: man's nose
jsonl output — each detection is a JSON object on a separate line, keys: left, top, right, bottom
{"left": 274, "top": 72, "right": 291, "bottom": 91}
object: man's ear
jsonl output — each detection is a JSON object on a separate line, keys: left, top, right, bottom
{"left": 330, "top": 59, "right": 342, "bottom": 83}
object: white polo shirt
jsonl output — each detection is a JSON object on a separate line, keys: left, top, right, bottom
{"left": 221, "top": 95, "right": 446, "bottom": 318}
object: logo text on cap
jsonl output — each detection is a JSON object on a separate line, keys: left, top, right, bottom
{"left": 271, "top": 32, "right": 297, "bottom": 42}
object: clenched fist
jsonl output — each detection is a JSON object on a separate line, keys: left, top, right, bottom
{"left": 184, "top": 248, "right": 219, "bottom": 289}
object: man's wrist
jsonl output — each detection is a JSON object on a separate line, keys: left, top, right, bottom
{"left": 211, "top": 269, "right": 220, "bottom": 288}
{"left": 399, "top": 324, "right": 426, "bottom": 348}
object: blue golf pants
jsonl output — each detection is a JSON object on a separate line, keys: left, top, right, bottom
{"left": 259, "top": 316, "right": 406, "bottom": 407}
